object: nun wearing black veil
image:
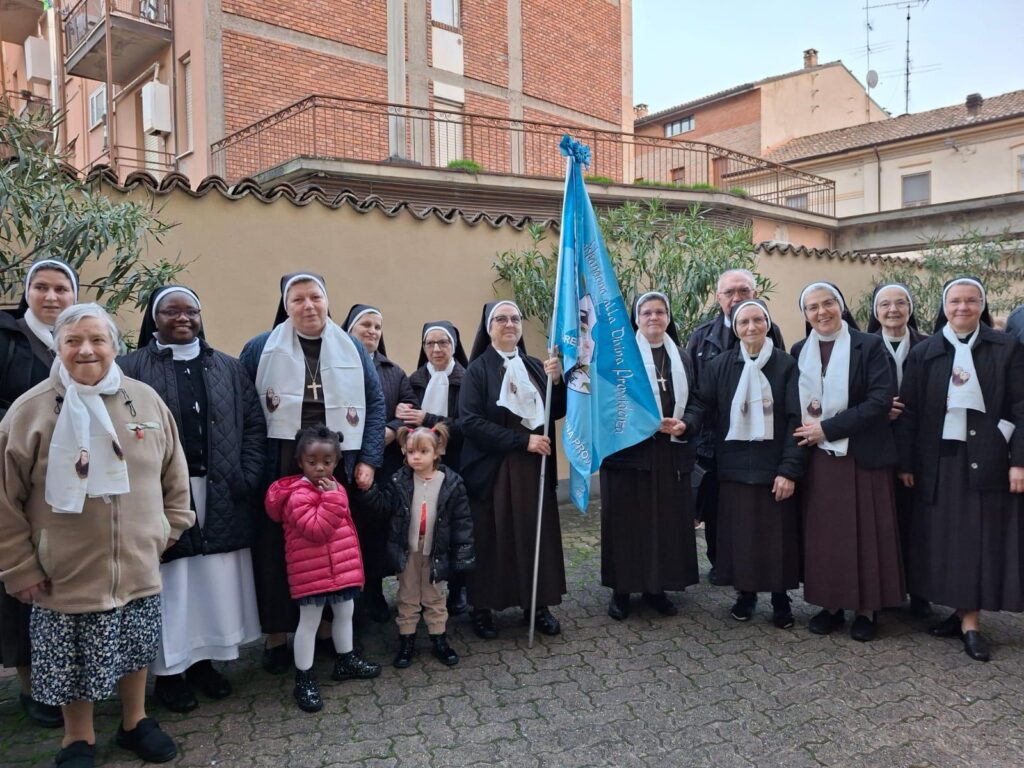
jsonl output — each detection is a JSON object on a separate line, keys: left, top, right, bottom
{"left": 239, "top": 273, "right": 385, "bottom": 674}
{"left": 458, "top": 301, "right": 566, "bottom": 639}
{"left": 120, "top": 285, "right": 264, "bottom": 711}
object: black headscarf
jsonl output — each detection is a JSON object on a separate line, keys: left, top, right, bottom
{"left": 138, "top": 285, "right": 205, "bottom": 343}
{"left": 469, "top": 300, "right": 528, "bottom": 361}
{"left": 343, "top": 303, "right": 387, "bottom": 358}
{"left": 416, "top": 320, "right": 468, "bottom": 368}
{"left": 798, "top": 281, "right": 861, "bottom": 336}
{"left": 15, "top": 258, "right": 80, "bottom": 318}
{"left": 273, "top": 271, "right": 329, "bottom": 328}
{"left": 631, "top": 291, "right": 680, "bottom": 345}
{"left": 865, "top": 282, "right": 919, "bottom": 334}
{"left": 932, "top": 276, "right": 992, "bottom": 334}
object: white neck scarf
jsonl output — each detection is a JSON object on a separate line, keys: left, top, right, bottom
{"left": 635, "top": 330, "right": 688, "bottom": 442}
{"left": 941, "top": 323, "right": 985, "bottom": 441}
{"left": 882, "top": 332, "right": 910, "bottom": 388}
{"left": 156, "top": 337, "right": 201, "bottom": 362}
{"left": 798, "top": 321, "right": 851, "bottom": 455}
{"left": 23, "top": 308, "right": 57, "bottom": 351}
{"left": 421, "top": 358, "right": 455, "bottom": 417}
{"left": 45, "top": 362, "right": 130, "bottom": 514}
{"left": 726, "top": 338, "right": 774, "bottom": 442}
{"left": 494, "top": 347, "right": 545, "bottom": 430}
{"left": 255, "top": 318, "right": 366, "bottom": 446}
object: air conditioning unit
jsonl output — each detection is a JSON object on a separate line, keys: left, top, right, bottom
{"left": 141, "top": 80, "right": 172, "bottom": 135}
{"left": 24, "top": 36, "right": 52, "bottom": 86}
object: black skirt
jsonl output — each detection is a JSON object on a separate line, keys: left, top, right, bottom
{"left": 716, "top": 481, "right": 800, "bottom": 594}
{"left": 0, "top": 585, "right": 31, "bottom": 668}
{"left": 599, "top": 435, "right": 698, "bottom": 594}
{"left": 906, "top": 442, "right": 1024, "bottom": 612}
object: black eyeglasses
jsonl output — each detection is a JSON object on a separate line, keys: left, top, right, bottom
{"left": 157, "top": 308, "right": 201, "bottom": 319}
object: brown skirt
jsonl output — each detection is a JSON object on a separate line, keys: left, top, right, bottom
{"left": 599, "top": 437, "right": 698, "bottom": 594}
{"left": 802, "top": 450, "right": 905, "bottom": 610}
{"left": 716, "top": 481, "right": 800, "bottom": 594}
{"left": 907, "top": 443, "right": 1024, "bottom": 612}
{"left": 466, "top": 450, "right": 566, "bottom": 612}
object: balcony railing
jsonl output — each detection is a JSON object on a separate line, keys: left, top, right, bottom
{"left": 63, "top": 0, "right": 171, "bottom": 83}
{"left": 210, "top": 95, "right": 835, "bottom": 216}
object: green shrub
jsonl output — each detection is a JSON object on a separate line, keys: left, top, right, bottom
{"left": 446, "top": 159, "right": 483, "bottom": 174}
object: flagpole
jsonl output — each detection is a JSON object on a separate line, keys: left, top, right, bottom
{"left": 528, "top": 152, "right": 574, "bottom": 649}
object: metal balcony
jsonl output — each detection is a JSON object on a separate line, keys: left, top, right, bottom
{"left": 0, "top": 0, "right": 43, "bottom": 44}
{"left": 63, "top": 0, "right": 171, "bottom": 84}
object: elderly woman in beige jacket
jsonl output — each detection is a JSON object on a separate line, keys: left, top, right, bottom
{"left": 0, "top": 303, "right": 193, "bottom": 768}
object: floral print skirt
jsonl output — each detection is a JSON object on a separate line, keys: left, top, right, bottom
{"left": 30, "top": 595, "right": 161, "bottom": 706}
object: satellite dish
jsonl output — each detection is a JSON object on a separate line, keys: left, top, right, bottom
{"left": 867, "top": 70, "right": 879, "bottom": 89}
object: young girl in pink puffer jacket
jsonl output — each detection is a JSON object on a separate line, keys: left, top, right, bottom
{"left": 265, "top": 425, "right": 381, "bottom": 713}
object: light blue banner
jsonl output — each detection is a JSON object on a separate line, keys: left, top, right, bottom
{"left": 552, "top": 135, "right": 661, "bottom": 511}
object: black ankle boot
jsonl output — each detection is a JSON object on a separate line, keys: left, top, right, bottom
{"left": 293, "top": 668, "right": 322, "bottom": 713}
{"left": 332, "top": 651, "right": 381, "bottom": 681}
{"left": 393, "top": 634, "right": 416, "bottom": 669}
{"left": 430, "top": 633, "right": 459, "bottom": 666}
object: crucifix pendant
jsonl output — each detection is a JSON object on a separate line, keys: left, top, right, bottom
{"left": 656, "top": 374, "right": 667, "bottom": 392}
{"left": 307, "top": 379, "right": 322, "bottom": 401}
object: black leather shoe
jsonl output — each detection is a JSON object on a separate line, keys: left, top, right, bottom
{"left": 608, "top": 593, "right": 629, "bottom": 621}
{"left": 928, "top": 612, "right": 963, "bottom": 638}
{"left": 115, "top": 717, "right": 177, "bottom": 763}
{"left": 332, "top": 651, "right": 381, "bottom": 681}
{"left": 446, "top": 585, "right": 468, "bottom": 616}
{"left": 962, "top": 630, "right": 991, "bottom": 662}
{"left": 430, "top": 633, "right": 460, "bottom": 666}
{"left": 533, "top": 607, "right": 561, "bottom": 636}
{"left": 261, "top": 642, "right": 291, "bottom": 675}
{"left": 293, "top": 668, "right": 323, "bottom": 713}
{"left": 471, "top": 609, "right": 498, "bottom": 639}
{"left": 185, "top": 660, "right": 231, "bottom": 700}
{"left": 153, "top": 674, "right": 198, "bottom": 713}
{"left": 772, "top": 607, "right": 796, "bottom": 630}
{"left": 393, "top": 634, "right": 416, "bottom": 669}
{"left": 808, "top": 608, "right": 845, "bottom": 635}
{"left": 54, "top": 740, "right": 95, "bottom": 767}
{"left": 644, "top": 592, "right": 678, "bottom": 617}
{"left": 850, "top": 613, "right": 877, "bottom": 642}
{"left": 19, "top": 692, "right": 63, "bottom": 728}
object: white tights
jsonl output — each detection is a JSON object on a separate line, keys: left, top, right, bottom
{"left": 294, "top": 598, "right": 354, "bottom": 671}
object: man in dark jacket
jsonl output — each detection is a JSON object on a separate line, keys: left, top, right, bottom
{"left": 1006, "top": 305, "right": 1024, "bottom": 345}
{"left": 685, "top": 269, "right": 784, "bottom": 582}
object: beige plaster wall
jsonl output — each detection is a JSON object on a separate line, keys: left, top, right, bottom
{"left": 760, "top": 66, "right": 887, "bottom": 153}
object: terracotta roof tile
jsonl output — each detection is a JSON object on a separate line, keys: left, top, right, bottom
{"left": 765, "top": 90, "right": 1024, "bottom": 163}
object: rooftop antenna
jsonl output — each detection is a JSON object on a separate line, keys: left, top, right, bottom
{"left": 863, "top": 0, "right": 928, "bottom": 114}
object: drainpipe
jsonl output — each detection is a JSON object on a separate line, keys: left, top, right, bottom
{"left": 872, "top": 144, "right": 882, "bottom": 213}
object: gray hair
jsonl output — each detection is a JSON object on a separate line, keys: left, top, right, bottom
{"left": 717, "top": 268, "right": 756, "bottom": 292}
{"left": 54, "top": 303, "right": 121, "bottom": 348}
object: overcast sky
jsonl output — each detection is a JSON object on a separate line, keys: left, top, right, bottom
{"left": 633, "top": 0, "right": 1023, "bottom": 117}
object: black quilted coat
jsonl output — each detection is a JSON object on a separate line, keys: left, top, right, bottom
{"left": 360, "top": 465, "right": 476, "bottom": 583}
{"left": 119, "top": 339, "right": 267, "bottom": 562}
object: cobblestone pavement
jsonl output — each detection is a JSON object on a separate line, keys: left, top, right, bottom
{"left": 4, "top": 506, "right": 1024, "bottom": 768}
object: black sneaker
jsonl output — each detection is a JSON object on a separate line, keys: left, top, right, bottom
{"left": 293, "top": 668, "right": 323, "bottom": 713}
{"left": 152, "top": 674, "right": 198, "bottom": 713}
{"left": 531, "top": 607, "right": 562, "bottom": 635}
{"left": 770, "top": 593, "right": 794, "bottom": 629}
{"left": 430, "top": 633, "right": 460, "bottom": 667}
{"left": 607, "top": 593, "right": 630, "bottom": 621}
{"left": 115, "top": 717, "right": 177, "bottom": 763}
{"left": 332, "top": 651, "right": 381, "bottom": 681}
{"left": 19, "top": 692, "right": 63, "bottom": 728}
{"left": 808, "top": 608, "right": 846, "bottom": 635}
{"left": 185, "top": 660, "right": 231, "bottom": 700}
{"left": 54, "top": 740, "right": 94, "bottom": 767}
{"left": 730, "top": 594, "right": 755, "bottom": 622}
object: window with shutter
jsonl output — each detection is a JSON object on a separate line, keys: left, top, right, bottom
{"left": 433, "top": 98, "right": 463, "bottom": 167}
{"left": 183, "top": 58, "right": 193, "bottom": 152}
{"left": 901, "top": 172, "right": 930, "bottom": 207}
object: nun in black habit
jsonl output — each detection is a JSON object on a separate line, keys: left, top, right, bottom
{"left": 896, "top": 277, "right": 1024, "bottom": 662}
{"left": 684, "top": 299, "right": 804, "bottom": 628}
{"left": 599, "top": 292, "right": 699, "bottom": 621}
{"left": 344, "top": 304, "right": 419, "bottom": 622}
{"left": 458, "top": 300, "right": 567, "bottom": 639}
{"left": 239, "top": 273, "right": 385, "bottom": 673}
